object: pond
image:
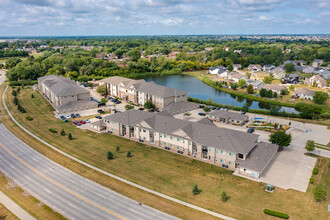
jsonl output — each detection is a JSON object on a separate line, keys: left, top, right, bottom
{"left": 144, "top": 74, "right": 298, "bottom": 113}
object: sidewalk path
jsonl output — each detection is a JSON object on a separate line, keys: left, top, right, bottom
{"left": 0, "top": 191, "right": 35, "bottom": 220}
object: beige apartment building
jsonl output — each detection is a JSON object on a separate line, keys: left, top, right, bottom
{"left": 92, "top": 110, "right": 278, "bottom": 179}
{"left": 100, "top": 76, "right": 187, "bottom": 110}
{"left": 38, "top": 75, "right": 97, "bottom": 114}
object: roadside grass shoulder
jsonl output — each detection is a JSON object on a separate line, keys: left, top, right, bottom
{"left": 0, "top": 202, "right": 18, "bottom": 220}
{"left": 1, "top": 85, "right": 329, "bottom": 219}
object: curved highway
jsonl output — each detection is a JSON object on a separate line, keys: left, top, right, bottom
{"left": 0, "top": 123, "right": 176, "bottom": 220}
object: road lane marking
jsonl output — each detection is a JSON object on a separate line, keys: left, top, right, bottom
{"left": 0, "top": 141, "right": 127, "bottom": 220}
{"left": 96, "top": 192, "right": 106, "bottom": 198}
{"left": 44, "top": 188, "right": 52, "bottom": 194}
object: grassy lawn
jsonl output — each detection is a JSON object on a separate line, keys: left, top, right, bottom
{"left": 0, "top": 173, "right": 65, "bottom": 220}
{"left": 0, "top": 202, "right": 18, "bottom": 220}
{"left": 1, "top": 84, "right": 330, "bottom": 219}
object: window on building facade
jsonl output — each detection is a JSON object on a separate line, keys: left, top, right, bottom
{"left": 221, "top": 150, "right": 225, "bottom": 155}
{"left": 229, "top": 153, "right": 234, "bottom": 156}
{"left": 143, "top": 130, "right": 146, "bottom": 132}
{"left": 177, "top": 146, "right": 180, "bottom": 149}
{"left": 177, "top": 138, "right": 180, "bottom": 141}
{"left": 229, "top": 162, "right": 232, "bottom": 165}
{"left": 221, "top": 159, "right": 224, "bottom": 163}
{"left": 216, "top": 149, "right": 218, "bottom": 153}
{"left": 170, "top": 144, "right": 173, "bottom": 147}
{"left": 164, "top": 135, "right": 167, "bottom": 138}
{"left": 164, "top": 143, "right": 167, "bottom": 146}
{"left": 170, "top": 136, "right": 173, "bottom": 140}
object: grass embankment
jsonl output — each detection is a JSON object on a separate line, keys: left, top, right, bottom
{"left": 1, "top": 85, "right": 329, "bottom": 219}
{"left": 0, "top": 202, "right": 18, "bottom": 220}
{"left": 0, "top": 173, "right": 66, "bottom": 220}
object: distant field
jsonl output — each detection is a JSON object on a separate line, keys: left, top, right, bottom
{"left": 1, "top": 83, "right": 329, "bottom": 220}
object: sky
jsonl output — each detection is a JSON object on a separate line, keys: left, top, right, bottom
{"left": 0, "top": 0, "right": 329, "bottom": 36}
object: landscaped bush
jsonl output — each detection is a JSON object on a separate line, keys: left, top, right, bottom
{"left": 309, "top": 177, "right": 314, "bottom": 184}
{"left": 264, "top": 209, "right": 289, "bottom": 219}
{"left": 9, "top": 80, "right": 38, "bottom": 86}
{"left": 48, "top": 128, "right": 58, "bottom": 133}
{"left": 313, "top": 184, "right": 327, "bottom": 201}
{"left": 26, "top": 116, "right": 33, "bottom": 121}
{"left": 312, "top": 167, "right": 318, "bottom": 175}
{"left": 192, "top": 184, "right": 201, "bottom": 195}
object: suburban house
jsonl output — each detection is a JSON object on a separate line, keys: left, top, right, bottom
{"left": 302, "top": 66, "right": 315, "bottom": 74}
{"left": 209, "top": 65, "right": 227, "bottom": 77}
{"left": 282, "top": 73, "right": 300, "bottom": 84}
{"left": 248, "top": 64, "right": 262, "bottom": 72}
{"left": 168, "top": 52, "right": 180, "bottom": 58}
{"left": 293, "top": 60, "right": 306, "bottom": 66}
{"left": 320, "top": 70, "right": 330, "bottom": 80}
{"left": 204, "top": 47, "right": 214, "bottom": 52}
{"left": 38, "top": 75, "right": 97, "bottom": 114}
{"left": 246, "top": 80, "right": 265, "bottom": 90}
{"left": 232, "top": 64, "right": 242, "bottom": 71}
{"left": 263, "top": 64, "right": 276, "bottom": 73}
{"left": 228, "top": 72, "right": 247, "bottom": 83}
{"left": 305, "top": 75, "right": 328, "bottom": 88}
{"left": 100, "top": 76, "right": 187, "bottom": 110}
{"left": 282, "top": 60, "right": 293, "bottom": 66}
{"left": 312, "top": 59, "right": 323, "bottom": 68}
{"left": 293, "top": 88, "right": 315, "bottom": 100}
{"left": 271, "top": 67, "right": 286, "bottom": 79}
{"left": 208, "top": 110, "right": 249, "bottom": 126}
{"left": 91, "top": 109, "right": 278, "bottom": 179}
{"left": 263, "top": 84, "right": 286, "bottom": 94}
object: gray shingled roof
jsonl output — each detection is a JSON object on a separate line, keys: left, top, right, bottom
{"left": 103, "top": 109, "right": 155, "bottom": 126}
{"left": 163, "top": 101, "right": 199, "bottom": 114}
{"left": 196, "top": 118, "right": 216, "bottom": 126}
{"left": 263, "top": 84, "right": 285, "bottom": 91}
{"left": 237, "top": 142, "right": 278, "bottom": 172}
{"left": 209, "top": 110, "right": 249, "bottom": 122}
{"left": 40, "top": 75, "right": 89, "bottom": 97}
{"left": 294, "top": 88, "right": 315, "bottom": 96}
{"left": 55, "top": 100, "right": 97, "bottom": 110}
{"left": 135, "top": 81, "right": 187, "bottom": 98}
{"left": 100, "top": 76, "right": 132, "bottom": 86}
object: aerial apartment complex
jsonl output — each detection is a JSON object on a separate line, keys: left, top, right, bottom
{"left": 100, "top": 76, "right": 187, "bottom": 110}
{"left": 92, "top": 110, "right": 278, "bottom": 179}
{"left": 38, "top": 75, "right": 97, "bottom": 114}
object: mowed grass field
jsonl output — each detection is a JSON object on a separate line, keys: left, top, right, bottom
{"left": 1, "top": 84, "right": 330, "bottom": 219}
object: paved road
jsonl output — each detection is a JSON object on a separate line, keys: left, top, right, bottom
{"left": 0, "top": 124, "right": 177, "bottom": 220}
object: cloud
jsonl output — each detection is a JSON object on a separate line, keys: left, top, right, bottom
{"left": 0, "top": 0, "right": 329, "bottom": 35}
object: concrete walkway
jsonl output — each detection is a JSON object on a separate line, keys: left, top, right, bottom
{"left": 0, "top": 191, "right": 35, "bottom": 220}
{"left": 2, "top": 85, "right": 236, "bottom": 220}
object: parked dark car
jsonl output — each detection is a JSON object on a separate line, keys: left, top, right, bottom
{"left": 97, "top": 109, "right": 105, "bottom": 114}
{"left": 241, "top": 111, "right": 246, "bottom": 115}
{"left": 247, "top": 128, "right": 255, "bottom": 133}
{"left": 75, "top": 113, "right": 81, "bottom": 118}
{"left": 60, "top": 116, "right": 66, "bottom": 120}
{"left": 198, "top": 112, "right": 206, "bottom": 116}
{"left": 216, "top": 107, "right": 221, "bottom": 110}
{"left": 138, "top": 108, "right": 144, "bottom": 111}
{"left": 199, "top": 105, "right": 205, "bottom": 108}
{"left": 148, "top": 108, "right": 155, "bottom": 112}
{"left": 71, "top": 114, "right": 76, "bottom": 118}
{"left": 95, "top": 116, "right": 102, "bottom": 119}
{"left": 115, "top": 100, "right": 122, "bottom": 104}
{"left": 73, "top": 120, "right": 81, "bottom": 126}
{"left": 113, "top": 109, "right": 118, "bottom": 113}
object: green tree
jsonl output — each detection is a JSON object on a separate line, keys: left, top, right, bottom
{"left": 116, "top": 145, "right": 120, "bottom": 152}
{"left": 238, "top": 79, "right": 247, "bottom": 88}
{"left": 107, "top": 151, "right": 113, "bottom": 160}
{"left": 246, "top": 72, "right": 252, "bottom": 79}
{"left": 68, "top": 133, "right": 73, "bottom": 140}
{"left": 259, "top": 88, "right": 267, "bottom": 97}
{"left": 203, "top": 106, "right": 211, "bottom": 112}
{"left": 273, "top": 92, "right": 278, "bottom": 98}
{"left": 269, "top": 131, "right": 291, "bottom": 147}
{"left": 313, "top": 91, "right": 328, "bottom": 104}
{"left": 192, "top": 185, "right": 201, "bottom": 195}
{"left": 128, "top": 48, "right": 141, "bottom": 62}
{"left": 227, "top": 64, "right": 233, "bottom": 71}
{"left": 100, "top": 98, "right": 108, "bottom": 105}
{"left": 60, "top": 129, "right": 66, "bottom": 136}
{"left": 280, "top": 88, "right": 288, "bottom": 95}
{"left": 242, "top": 103, "right": 249, "bottom": 112}
{"left": 96, "top": 85, "right": 107, "bottom": 96}
{"left": 247, "top": 84, "right": 254, "bottom": 94}
{"left": 266, "top": 90, "right": 273, "bottom": 98}
{"left": 31, "top": 93, "right": 34, "bottom": 98}
{"left": 305, "top": 140, "right": 315, "bottom": 153}
{"left": 313, "top": 184, "right": 327, "bottom": 202}
{"left": 13, "top": 97, "right": 18, "bottom": 105}
{"left": 126, "top": 151, "right": 132, "bottom": 157}
{"left": 144, "top": 100, "right": 155, "bottom": 109}
{"left": 125, "top": 104, "right": 134, "bottom": 110}
{"left": 12, "top": 90, "right": 17, "bottom": 96}
{"left": 284, "top": 63, "right": 294, "bottom": 73}
{"left": 221, "top": 191, "right": 229, "bottom": 202}
{"left": 231, "top": 83, "right": 238, "bottom": 90}
{"left": 289, "top": 85, "right": 295, "bottom": 91}
{"left": 263, "top": 76, "right": 273, "bottom": 84}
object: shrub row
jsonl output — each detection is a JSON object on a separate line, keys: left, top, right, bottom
{"left": 9, "top": 80, "right": 38, "bottom": 86}
{"left": 48, "top": 128, "right": 58, "bottom": 133}
{"left": 264, "top": 209, "right": 289, "bottom": 219}
{"left": 26, "top": 116, "right": 33, "bottom": 121}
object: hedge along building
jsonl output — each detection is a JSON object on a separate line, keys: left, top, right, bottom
{"left": 100, "top": 76, "right": 187, "bottom": 110}
{"left": 91, "top": 109, "right": 278, "bottom": 179}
